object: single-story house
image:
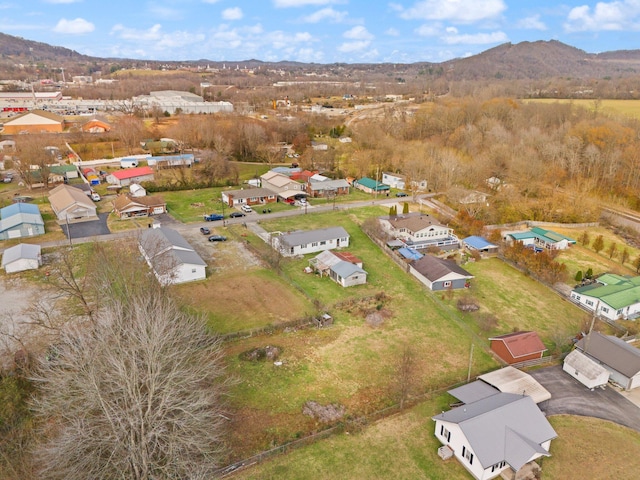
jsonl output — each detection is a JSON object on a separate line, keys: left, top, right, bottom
{"left": 432, "top": 392, "right": 557, "bottom": 480}
{"left": 48, "top": 184, "right": 98, "bottom": 222}
{"left": 489, "top": 331, "right": 547, "bottom": 365}
{"left": 309, "top": 250, "right": 367, "bottom": 287}
{"left": 273, "top": 226, "right": 350, "bottom": 257}
{"left": 106, "top": 166, "right": 155, "bottom": 187}
{"left": 379, "top": 212, "right": 460, "bottom": 250}
{"left": 409, "top": 255, "right": 473, "bottom": 291}
{"left": 0, "top": 203, "right": 45, "bottom": 240}
{"left": 1, "top": 243, "right": 42, "bottom": 273}
{"left": 139, "top": 226, "right": 207, "bottom": 285}
{"left": 353, "top": 177, "right": 390, "bottom": 194}
{"left": 562, "top": 349, "right": 610, "bottom": 389}
{"left": 81, "top": 118, "right": 111, "bottom": 133}
{"left": 504, "top": 227, "right": 575, "bottom": 251}
{"left": 575, "top": 332, "right": 640, "bottom": 390}
{"left": 49, "top": 164, "right": 79, "bottom": 180}
{"left": 570, "top": 273, "right": 640, "bottom": 321}
{"left": 221, "top": 187, "right": 278, "bottom": 207}
{"left": 329, "top": 261, "right": 368, "bottom": 287}
{"left": 306, "top": 178, "right": 350, "bottom": 198}
{"left": 113, "top": 194, "right": 167, "bottom": 219}
{"left": 382, "top": 172, "right": 406, "bottom": 190}
{"left": 463, "top": 236, "right": 498, "bottom": 254}
{"left": 478, "top": 366, "right": 551, "bottom": 404}
{"left": 260, "top": 171, "right": 306, "bottom": 198}
{"left": 2, "top": 109, "right": 65, "bottom": 134}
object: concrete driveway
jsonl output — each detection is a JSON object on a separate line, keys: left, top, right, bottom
{"left": 530, "top": 365, "right": 640, "bottom": 432}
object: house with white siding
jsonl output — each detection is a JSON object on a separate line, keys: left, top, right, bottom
{"left": 272, "top": 227, "right": 349, "bottom": 257}
{"left": 575, "top": 332, "right": 640, "bottom": 390}
{"left": 570, "top": 273, "right": 640, "bottom": 321}
{"left": 139, "top": 227, "right": 207, "bottom": 285}
{"left": 432, "top": 392, "right": 556, "bottom": 480}
{"left": 379, "top": 212, "right": 459, "bottom": 250}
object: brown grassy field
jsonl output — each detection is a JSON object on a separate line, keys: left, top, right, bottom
{"left": 525, "top": 98, "right": 640, "bottom": 120}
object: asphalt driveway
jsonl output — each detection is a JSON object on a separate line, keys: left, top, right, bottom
{"left": 530, "top": 365, "right": 640, "bottom": 432}
{"left": 62, "top": 212, "right": 111, "bottom": 240}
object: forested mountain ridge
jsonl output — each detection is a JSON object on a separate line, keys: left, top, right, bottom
{"left": 1, "top": 31, "right": 640, "bottom": 82}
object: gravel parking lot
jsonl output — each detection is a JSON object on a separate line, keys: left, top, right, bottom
{"left": 530, "top": 365, "right": 640, "bottom": 432}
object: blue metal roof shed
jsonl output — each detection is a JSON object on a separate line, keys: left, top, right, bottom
{"left": 463, "top": 235, "right": 498, "bottom": 252}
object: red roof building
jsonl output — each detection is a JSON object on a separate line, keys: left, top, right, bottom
{"left": 106, "top": 166, "right": 154, "bottom": 186}
{"left": 489, "top": 331, "right": 547, "bottom": 365}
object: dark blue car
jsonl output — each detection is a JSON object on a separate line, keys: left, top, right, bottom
{"left": 203, "top": 213, "right": 224, "bottom": 221}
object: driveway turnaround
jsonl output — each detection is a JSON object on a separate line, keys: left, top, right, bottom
{"left": 530, "top": 365, "right": 640, "bottom": 432}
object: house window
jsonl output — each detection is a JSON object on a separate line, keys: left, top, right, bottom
{"left": 191, "top": 268, "right": 196, "bottom": 273}
{"left": 320, "top": 241, "right": 326, "bottom": 246}
{"left": 440, "top": 425, "right": 451, "bottom": 442}
{"left": 575, "top": 295, "right": 581, "bottom": 301}
{"left": 602, "top": 307, "right": 609, "bottom": 313}
{"left": 464, "top": 448, "right": 473, "bottom": 465}
{"left": 443, "top": 281, "right": 452, "bottom": 288}
{"left": 311, "top": 242, "right": 318, "bottom": 247}
{"left": 586, "top": 300, "right": 594, "bottom": 307}
{"left": 617, "top": 309, "right": 623, "bottom": 315}
{"left": 300, "top": 244, "right": 307, "bottom": 249}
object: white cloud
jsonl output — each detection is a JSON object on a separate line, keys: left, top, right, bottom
{"left": 563, "top": 1, "right": 640, "bottom": 32}
{"left": 337, "top": 40, "right": 370, "bottom": 52}
{"left": 343, "top": 25, "right": 373, "bottom": 40}
{"left": 111, "top": 23, "right": 163, "bottom": 41}
{"left": 273, "top": 0, "right": 338, "bottom": 7}
{"left": 222, "top": 7, "right": 243, "bottom": 20}
{"left": 53, "top": 18, "right": 94, "bottom": 34}
{"left": 385, "top": 27, "right": 400, "bottom": 36}
{"left": 148, "top": 5, "right": 183, "bottom": 20}
{"left": 44, "top": 0, "right": 82, "bottom": 4}
{"left": 415, "top": 23, "right": 441, "bottom": 36}
{"left": 202, "top": 0, "right": 222, "bottom": 3}
{"left": 517, "top": 14, "right": 547, "bottom": 30}
{"left": 441, "top": 30, "right": 508, "bottom": 45}
{"left": 398, "top": 0, "right": 506, "bottom": 23}
{"left": 301, "top": 7, "right": 348, "bottom": 23}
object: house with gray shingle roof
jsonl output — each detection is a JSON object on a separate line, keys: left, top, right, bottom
{"left": 273, "top": 226, "right": 349, "bottom": 257}
{"left": 379, "top": 212, "right": 459, "bottom": 251}
{"left": 575, "top": 332, "right": 640, "bottom": 390}
{"left": 432, "top": 392, "right": 557, "bottom": 480}
{"left": 139, "top": 226, "right": 207, "bottom": 285}
{"left": 570, "top": 273, "right": 640, "bottom": 320}
{"left": 409, "top": 254, "right": 473, "bottom": 291}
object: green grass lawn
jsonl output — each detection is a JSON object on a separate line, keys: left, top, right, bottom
{"left": 456, "top": 257, "right": 586, "bottom": 349}
{"left": 162, "top": 187, "right": 227, "bottom": 222}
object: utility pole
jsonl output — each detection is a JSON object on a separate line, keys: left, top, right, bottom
{"left": 466, "top": 344, "right": 474, "bottom": 382}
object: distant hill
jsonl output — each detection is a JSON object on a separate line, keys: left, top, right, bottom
{"left": 0, "top": 32, "right": 639, "bottom": 81}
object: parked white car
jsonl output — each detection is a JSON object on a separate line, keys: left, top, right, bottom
{"left": 241, "top": 204, "right": 253, "bottom": 213}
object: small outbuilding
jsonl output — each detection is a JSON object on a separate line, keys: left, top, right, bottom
{"left": 463, "top": 235, "right": 498, "bottom": 254}
{"left": 489, "top": 331, "right": 547, "bottom": 365}
{"left": 2, "top": 243, "right": 42, "bottom": 273}
{"left": 409, "top": 255, "right": 473, "bottom": 291}
{"left": 575, "top": 332, "right": 640, "bottom": 390}
{"left": 329, "top": 261, "right": 368, "bottom": 288}
{"left": 562, "top": 349, "right": 610, "bottom": 389}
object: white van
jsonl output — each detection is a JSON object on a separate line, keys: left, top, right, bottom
{"left": 91, "top": 192, "right": 101, "bottom": 202}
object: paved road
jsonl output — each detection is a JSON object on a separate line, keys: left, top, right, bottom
{"left": 530, "top": 365, "right": 640, "bottom": 432}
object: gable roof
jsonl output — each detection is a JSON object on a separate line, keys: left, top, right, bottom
{"left": 48, "top": 184, "right": 96, "bottom": 213}
{"left": 2, "top": 243, "right": 41, "bottom": 268}
{"left": 330, "top": 260, "right": 367, "bottom": 278}
{"left": 410, "top": 255, "right": 473, "bottom": 282}
{"left": 563, "top": 349, "right": 610, "bottom": 381}
{"left": 4, "top": 109, "right": 64, "bottom": 125}
{"left": 308, "top": 179, "right": 350, "bottom": 191}
{"left": 432, "top": 393, "right": 556, "bottom": 471}
{"left": 0, "top": 212, "right": 45, "bottom": 233}
{"left": 386, "top": 213, "right": 446, "bottom": 232}
{"left": 261, "top": 170, "right": 301, "bottom": 188}
{"left": 478, "top": 366, "right": 551, "bottom": 404}
{"left": 279, "top": 226, "right": 349, "bottom": 248}
{"left": 355, "top": 177, "right": 389, "bottom": 190}
{"left": 576, "top": 332, "right": 640, "bottom": 378}
{"left": 140, "top": 227, "right": 206, "bottom": 269}
{"left": 489, "top": 331, "right": 547, "bottom": 359}
{"left": 448, "top": 380, "right": 500, "bottom": 404}
{"left": 110, "top": 166, "right": 154, "bottom": 180}
{"left": 573, "top": 275, "right": 640, "bottom": 310}
{"left": 0, "top": 202, "right": 41, "bottom": 219}
{"left": 224, "top": 187, "right": 277, "bottom": 200}
{"left": 463, "top": 235, "right": 498, "bottom": 250}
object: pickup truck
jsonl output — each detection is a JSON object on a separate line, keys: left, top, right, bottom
{"left": 203, "top": 213, "right": 224, "bottom": 221}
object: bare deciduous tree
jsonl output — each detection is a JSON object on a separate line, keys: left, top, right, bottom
{"left": 31, "top": 291, "right": 230, "bottom": 480}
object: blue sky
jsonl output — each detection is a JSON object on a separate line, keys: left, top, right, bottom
{"left": 2, "top": 0, "right": 640, "bottom": 63}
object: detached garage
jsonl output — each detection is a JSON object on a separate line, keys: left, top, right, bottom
{"left": 2, "top": 243, "right": 42, "bottom": 273}
{"left": 563, "top": 349, "right": 610, "bottom": 389}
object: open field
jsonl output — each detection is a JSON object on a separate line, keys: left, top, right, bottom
{"left": 458, "top": 257, "right": 585, "bottom": 348}
{"left": 525, "top": 98, "right": 640, "bottom": 120}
